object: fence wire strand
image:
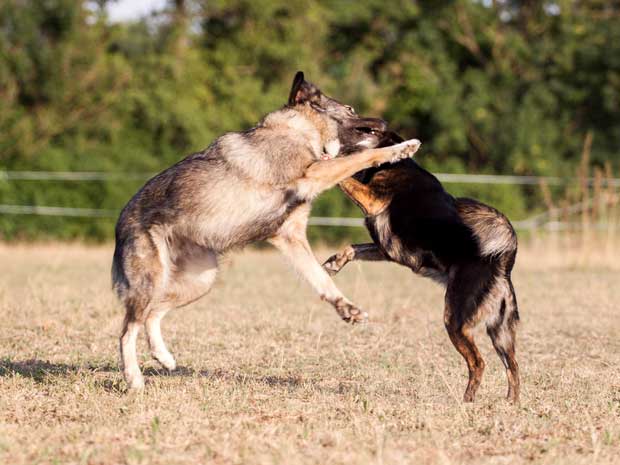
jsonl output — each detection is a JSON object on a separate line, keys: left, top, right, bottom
{"left": 2, "top": 171, "right": 618, "bottom": 231}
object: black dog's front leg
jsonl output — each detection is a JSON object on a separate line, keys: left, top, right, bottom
{"left": 323, "top": 243, "right": 387, "bottom": 276}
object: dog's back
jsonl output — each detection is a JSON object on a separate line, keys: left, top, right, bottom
{"left": 114, "top": 111, "right": 321, "bottom": 250}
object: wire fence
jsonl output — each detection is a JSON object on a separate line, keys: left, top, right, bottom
{"left": 0, "top": 204, "right": 118, "bottom": 218}
{"left": 2, "top": 170, "right": 620, "bottom": 186}
{"left": 0, "top": 204, "right": 586, "bottom": 231}
{"left": 2, "top": 170, "right": 619, "bottom": 231}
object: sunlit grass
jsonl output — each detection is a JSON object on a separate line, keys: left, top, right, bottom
{"left": 1, "top": 244, "right": 619, "bottom": 464}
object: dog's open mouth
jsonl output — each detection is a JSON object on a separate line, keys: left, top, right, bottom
{"left": 349, "top": 117, "right": 387, "bottom": 137}
{"left": 355, "top": 126, "right": 380, "bottom": 135}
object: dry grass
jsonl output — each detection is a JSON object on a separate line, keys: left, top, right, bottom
{"left": 1, "top": 243, "right": 619, "bottom": 465}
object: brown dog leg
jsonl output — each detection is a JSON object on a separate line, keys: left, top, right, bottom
{"left": 444, "top": 283, "right": 486, "bottom": 402}
{"left": 338, "top": 178, "right": 391, "bottom": 216}
{"left": 445, "top": 320, "right": 485, "bottom": 402}
{"left": 486, "top": 280, "right": 520, "bottom": 403}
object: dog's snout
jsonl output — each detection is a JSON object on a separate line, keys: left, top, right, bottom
{"left": 357, "top": 118, "right": 387, "bottom": 133}
{"left": 370, "top": 118, "right": 388, "bottom": 132}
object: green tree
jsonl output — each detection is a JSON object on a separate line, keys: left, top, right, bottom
{"left": 0, "top": 0, "right": 618, "bottom": 240}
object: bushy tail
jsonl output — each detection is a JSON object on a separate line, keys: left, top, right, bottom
{"left": 456, "top": 197, "right": 517, "bottom": 258}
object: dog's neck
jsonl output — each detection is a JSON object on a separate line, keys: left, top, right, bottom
{"left": 264, "top": 106, "right": 338, "bottom": 161}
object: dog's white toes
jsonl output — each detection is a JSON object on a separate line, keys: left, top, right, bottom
{"left": 349, "top": 309, "right": 368, "bottom": 325}
{"left": 153, "top": 351, "right": 177, "bottom": 371}
{"left": 391, "top": 138, "right": 421, "bottom": 162}
{"left": 126, "top": 374, "right": 145, "bottom": 390}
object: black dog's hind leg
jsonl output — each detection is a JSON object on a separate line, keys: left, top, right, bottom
{"left": 486, "top": 278, "right": 520, "bottom": 403}
{"left": 444, "top": 264, "right": 489, "bottom": 402}
{"left": 323, "top": 243, "right": 387, "bottom": 276}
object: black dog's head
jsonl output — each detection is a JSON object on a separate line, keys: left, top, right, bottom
{"left": 377, "top": 130, "right": 405, "bottom": 148}
{"left": 287, "top": 71, "right": 387, "bottom": 155}
{"left": 350, "top": 130, "right": 409, "bottom": 184}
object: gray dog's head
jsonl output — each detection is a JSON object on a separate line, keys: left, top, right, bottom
{"left": 287, "top": 71, "right": 387, "bottom": 155}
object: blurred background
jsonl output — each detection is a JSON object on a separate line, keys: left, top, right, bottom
{"left": 0, "top": 0, "right": 618, "bottom": 244}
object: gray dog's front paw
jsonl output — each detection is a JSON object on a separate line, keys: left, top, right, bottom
{"left": 390, "top": 139, "right": 421, "bottom": 162}
{"left": 333, "top": 298, "right": 368, "bottom": 324}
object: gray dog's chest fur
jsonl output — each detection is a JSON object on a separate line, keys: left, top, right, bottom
{"left": 115, "top": 115, "right": 321, "bottom": 253}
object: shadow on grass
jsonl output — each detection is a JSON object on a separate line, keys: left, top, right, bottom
{"left": 0, "top": 359, "right": 117, "bottom": 383}
{"left": 0, "top": 359, "right": 307, "bottom": 392}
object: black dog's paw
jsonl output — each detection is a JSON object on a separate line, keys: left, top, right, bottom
{"left": 323, "top": 247, "right": 355, "bottom": 276}
{"left": 323, "top": 254, "right": 343, "bottom": 276}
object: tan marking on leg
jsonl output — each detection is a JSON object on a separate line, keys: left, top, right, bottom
{"left": 444, "top": 303, "right": 485, "bottom": 403}
{"left": 485, "top": 279, "right": 520, "bottom": 403}
{"left": 339, "top": 178, "right": 390, "bottom": 216}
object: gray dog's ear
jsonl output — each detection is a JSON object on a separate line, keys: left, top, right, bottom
{"left": 288, "top": 71, "right": 304, "bottom": 103}
{"left": 288, "top": 71, "right": 321, "bottom": 106}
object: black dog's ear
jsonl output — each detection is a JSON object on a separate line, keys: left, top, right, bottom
{"left": 288, "top": 71, "right": 320, "bottom": 106}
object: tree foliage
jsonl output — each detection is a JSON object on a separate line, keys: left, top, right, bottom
{"left": 0, "top": 0, "right": 618, "bottom": 240}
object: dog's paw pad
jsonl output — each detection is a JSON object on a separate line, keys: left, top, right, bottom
{"left": 334, "top": 299, "right": 368, "bottom": 324}
{"left": 323, "top": 256, "right": 340, "bottom": 275}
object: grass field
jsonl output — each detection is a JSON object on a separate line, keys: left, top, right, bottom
{"left": 1, "top": 243, "right": 619, "bottom": 464}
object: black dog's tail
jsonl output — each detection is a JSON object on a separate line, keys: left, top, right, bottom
{"left": 456, "top": 198, "right": 518, "bottom": 259}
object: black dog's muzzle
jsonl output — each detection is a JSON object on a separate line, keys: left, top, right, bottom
{"left": 347, "top": 117, "right": 388, "bottom": 136}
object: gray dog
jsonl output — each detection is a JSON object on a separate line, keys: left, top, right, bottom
{"left": 112, "top": 72, "right": 421, "bottom": 389}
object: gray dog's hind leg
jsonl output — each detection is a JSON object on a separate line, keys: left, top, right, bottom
{"left": 145, "top": 306, "right": 176, "bottom": 370}
{"left": 116, "top": 237, "right": 162, "bottom": 390}
{"left": 117, "top": 239, "right": 218, "bottom": 389}
{"left": 120, "top": 315, "right": 146, "bottom": 389}
{"left": 145, "top": 247, "right": 219, "bottom": 371}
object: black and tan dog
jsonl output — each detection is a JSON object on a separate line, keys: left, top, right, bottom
{"left": 324, "top": 132, "right": 520, "bottom": 403}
